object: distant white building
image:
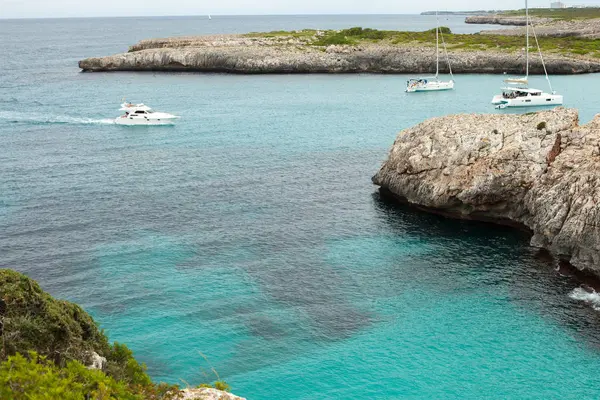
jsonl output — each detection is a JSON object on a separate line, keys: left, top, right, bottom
{"left": 550, "top": 1, "right": 567, "bottom": 8}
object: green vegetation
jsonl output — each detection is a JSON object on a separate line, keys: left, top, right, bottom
{"left": 0, "top": 269, "right": 228, "bottom": 399}
{"left": 500, "top": 7, "right": 600, "bottom": 20}
{"left": 0, "top": 352, "right": 143, "bottom": 400}
{"left": 244, "top": 26, "right": 600, "bottom": 58}
{"left": 537, "top": 121, "right": 547, "bottom": 130}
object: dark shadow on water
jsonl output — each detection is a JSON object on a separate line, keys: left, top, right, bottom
{"left": 371, "top": 190, "right": 600, "bottom": 350}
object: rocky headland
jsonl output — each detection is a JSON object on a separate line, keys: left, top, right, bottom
{"left": 372, "top": 108, "right": 600, "bottom": 277}
{"left": 79, "top": 31, "right": 600, "bottom": 74}
{"left": 465, "top": 15, "right": 552, "bottom": 26}
{"left": 472, "top": 16, "right": 600, "bottom": 38}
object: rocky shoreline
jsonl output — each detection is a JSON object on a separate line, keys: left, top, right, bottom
{"left": 372, "top": 108, "right": 600, "bottom": 277}
{"left": 465, "top": 15, "right": 551, "bottom": 26}
{"left": 79, "top": 34, "right": 600, "bottom": 74}
{"left": 467, "top": 15, "right": 600, "bottom": 38}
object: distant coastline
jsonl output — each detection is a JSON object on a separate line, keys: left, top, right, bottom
{"left": 421, "top": 11, "right": 496, "bottom": 16}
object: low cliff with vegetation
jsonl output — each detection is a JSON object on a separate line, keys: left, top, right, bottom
{"left": 0, "top": 269, "right": 244, "bottom": 400}
{"left": 79, "top": 27, "right": 600, "bottom": 74}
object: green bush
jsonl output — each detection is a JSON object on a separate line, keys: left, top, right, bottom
{"left": 0, "top": 269, "right": 179, "bottom": 399}
{"left": 0, "top": 269, "right": 110, "bottom": 366}
{"left": 214, "top": 381, "right": 231, "bottom": 392}
{"left": 426, "top": 26, "right": 452, "bottom": 34}
{"left": 313, "top": 33, "right": 353, "bottom": 46}
{"left": 339, "top": 27, "right": 387, "bottom": 39}
{"left": 0, "top": 352, "right": 140, "bottom": 400}
{"left": 537, "top": 121, "right": 547, "bottom": 130}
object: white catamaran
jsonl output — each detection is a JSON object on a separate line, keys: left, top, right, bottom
{"left": 491, "top": 0, "right": 563, "bottom": 108}
{"left": 406, "top": 11, "right": 454, "bottom": 93}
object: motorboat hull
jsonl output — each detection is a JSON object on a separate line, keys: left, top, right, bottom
{"left": 407, "top": 80, "right": 454, "bottom": 93}
{"left": 115, "top": 117, "right": 178, "bottom": 126}
{"left": 491, "top": 93, "right": 563, "bottom": 108}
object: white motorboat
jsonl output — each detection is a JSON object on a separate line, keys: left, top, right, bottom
{"left": 115, "top": 102, "right": 179, "bottom": 126}
{"left": 491, "top": 0, "right": 563, "bottom": 109}
{"left": 406, "top": 11, "right": 454, "bottom": 93}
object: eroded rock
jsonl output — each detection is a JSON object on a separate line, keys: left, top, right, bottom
{"left": 372, "top": 108, "right": 600, "bottom": 276}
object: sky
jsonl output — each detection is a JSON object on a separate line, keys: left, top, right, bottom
{"left": 1, "top": 0, "right": 599, "bottom": 19}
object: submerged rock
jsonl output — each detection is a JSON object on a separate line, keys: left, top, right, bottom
{"left": 372, "top": 108, "right": 600, "bottom": 276}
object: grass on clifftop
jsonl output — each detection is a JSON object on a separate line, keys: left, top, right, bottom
{"left": 500, "top": 7, "right": 600, "bottom": 20}
{"left": 244, "top": 26, "right": 600, "bottom": 58}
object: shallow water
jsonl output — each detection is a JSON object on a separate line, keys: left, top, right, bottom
{"left": 2, "top": 15, "right": 600, "bottom": 399}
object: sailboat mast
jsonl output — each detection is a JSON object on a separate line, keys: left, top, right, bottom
{"left": 435, "top": 11, "right": 439, "bottom": 78}
{"left": 525, "top": 0, "right": 529, "bottom": 78}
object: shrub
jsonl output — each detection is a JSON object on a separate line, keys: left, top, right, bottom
{"left": 313, "top": 33, "right": 353, "bottom": 46}
{"left": 0, "top": 352, "right": 140, "bottom": 400}
{"left": 339, "top": 27, "right": 386, "bottom": 39}
{"left": 537, "top": 121, "right": 547, "bottom": 130}
{"left": 0, "top": 269, "right": 179, "bottom": 399}
{"left": 0, "top": 269, "right": 110, "bottom": 366}
{"left": 214, "top": 381, "right": 231, "bottom": 392}
{"left": 426, "top": 26, "right": 452, "bottom": 34}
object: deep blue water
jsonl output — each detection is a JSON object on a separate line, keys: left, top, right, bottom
{"left": 2, "top": 15, "right": 600, "bottom": 399}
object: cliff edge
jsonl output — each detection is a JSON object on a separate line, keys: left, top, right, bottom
{"left": 372, "top": 108, "right": 600, "bottom": 276}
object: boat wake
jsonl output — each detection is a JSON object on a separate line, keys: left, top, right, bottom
{"left": 0, "top": 111, "right": 114, "bottom": 125}
{"left": 569, "top": 287, "right": 600, "bottom": 311}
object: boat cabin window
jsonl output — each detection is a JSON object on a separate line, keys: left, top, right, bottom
{"left": 134, "top": 110, "right": 146, "bottom": 114}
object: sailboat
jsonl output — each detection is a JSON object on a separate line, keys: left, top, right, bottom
{"left": 406, "top": 11, "right": 454, "bottom": 93}
{"left": 208, "top": 15, "right": 212, "bottom": 20}
{"left": 491, "top": 0, "right": 563, "bottom": 108}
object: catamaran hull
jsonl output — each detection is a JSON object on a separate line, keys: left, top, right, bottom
{"left": 491, "top": 94, "right": 563, "bottom": 108}
{"left": 407, "top": 81, "right": 454, "bottom": 93}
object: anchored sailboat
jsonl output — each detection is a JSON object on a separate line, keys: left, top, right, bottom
{"left": 406, "top": 11, "right": 454, "bottom": 93}
{"left": 491, "top": 0, "right": 563, "bottom": 108}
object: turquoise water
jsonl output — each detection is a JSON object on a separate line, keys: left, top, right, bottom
{"left": 2, "top": 15, "right": 600, "bottom": 399}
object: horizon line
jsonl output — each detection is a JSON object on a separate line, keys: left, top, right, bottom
{"left": 0, "top": 11, "right": 516, "bottom": 21}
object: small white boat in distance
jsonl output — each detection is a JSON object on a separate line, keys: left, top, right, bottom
{"left": 406, "top": 11, "right": 454, "bottom": 93}
{"left": 407, "top": 77, "right": 454, "bottom": 92}
{"left": 115, "top": 102, "right": 179, "bottom": 126}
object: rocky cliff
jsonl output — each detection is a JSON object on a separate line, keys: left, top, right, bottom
{"left": 78, "top": 34, "right": 600, "bottom": 74}
{"left": 479, "top": 18, "right": 600, "bottom": 38}
{"left": 465, "top": 15, "right": 551, "bottom": 26}
{"left": 372, "top": 108, "right": 600, "bottom": 276}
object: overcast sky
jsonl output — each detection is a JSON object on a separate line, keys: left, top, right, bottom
{"left": 2, "top": 0, "right": 599, "bottom": 19}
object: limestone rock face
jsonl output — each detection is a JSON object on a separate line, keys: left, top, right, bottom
{"left": 179, "top": 388, "right": 246, "bottom": 400}
{"left": 372, "top": 108, "right": 600, "bottom": 276}
{"left": 78, "top": 34, "right": 600, "bottom": 74}
{"left": 86, "top": 351, "right": 107, "bottom": 370}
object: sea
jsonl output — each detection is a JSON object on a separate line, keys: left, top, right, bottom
{"left": 2, "top": 14, "right": 600, "bottom": 399}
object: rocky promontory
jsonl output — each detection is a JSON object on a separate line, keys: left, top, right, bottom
{"left": 372, "top": 108, "right": 600, "bottom": 276}
{"left": 79, "top": 32, "right": 600, "bottom": 74}
{"left": 465, "top": 15, "right": 551, "bottom": 26}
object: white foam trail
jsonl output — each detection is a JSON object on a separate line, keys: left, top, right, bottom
{"left": 569, "top": 287, "right": 600, "bottom": 311}
{"left": 0, "top": 111, "right": 115, "bottom": 125}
